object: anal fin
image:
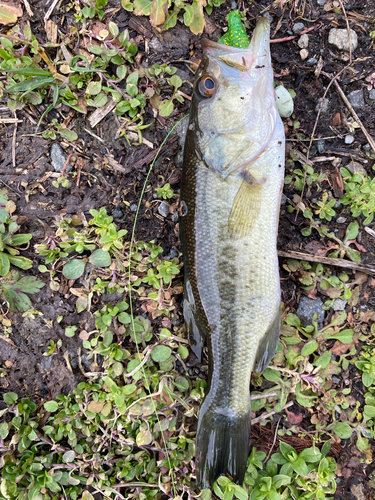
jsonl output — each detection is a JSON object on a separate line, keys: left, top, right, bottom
{"left": 253, "top": 307, "right": 281, "bottom": 373}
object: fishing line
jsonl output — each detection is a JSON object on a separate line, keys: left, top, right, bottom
{"left": 127, "top": 114, "right": 189, "bottom": 498}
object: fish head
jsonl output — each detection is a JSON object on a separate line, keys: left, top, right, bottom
{"left": 189, "top": 18, "right": 281, "bottom": 178}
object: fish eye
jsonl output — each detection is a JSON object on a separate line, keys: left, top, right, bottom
{"left": 198, "top": 76, "right": 216, "bottom": 97}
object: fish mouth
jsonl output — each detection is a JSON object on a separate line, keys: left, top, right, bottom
{"left": 203, "top": 17, "right": 270, "bottom": 67}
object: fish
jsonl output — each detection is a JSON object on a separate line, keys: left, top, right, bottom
{"left": 179, "top": 18, "right": 285, "bottom": 489}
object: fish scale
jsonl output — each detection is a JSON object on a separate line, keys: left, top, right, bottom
{"left": 180, "top": 17, "right": 285, "bottom": 489}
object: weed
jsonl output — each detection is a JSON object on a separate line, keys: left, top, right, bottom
{"left": 340, "top": 167, "right": 375, "bottom": 224}
{"left": 157, "top": 182, "right": 175, "bottom": 199}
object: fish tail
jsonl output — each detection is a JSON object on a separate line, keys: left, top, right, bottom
{"left": 195, "top": 404, "right": 251, "bottom": 489}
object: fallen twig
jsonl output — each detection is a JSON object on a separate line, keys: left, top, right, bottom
{"left": 278, "top": 250, "right": 375, "bottom": 277}
{"left": 271, "top": 24, "right": 321, "bottom": 43}
{"left": 252, "top": 401, "right": 294, "bottom": 424}
{"left": 324, "top": 73, "right": 375, "bottom": 154}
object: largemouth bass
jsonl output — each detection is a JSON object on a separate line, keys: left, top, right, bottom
{"left": 179, "top": 18, "right": 285, "bottom": 489}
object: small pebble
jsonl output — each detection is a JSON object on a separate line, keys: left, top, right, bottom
{"left": 296, "top": 296, "right": 326, "bottom": 329}
{"left": 345, "top": 135, "right": 354, "bottom": 145}
{"left": 293, "top": 22, "right": 305, "bottom": 34}
{"left": 347, "top": 89, "right": 365, "bottom": 110}
{"left": 300, "top": 49, "right": 309, "bottom": 60}
{"left": 317, "top": 139, "right": 325, "bottom": 153}
{"left": 332, "top": 376, "right": 341, "bottom": 384}
{"left": 130, "top": 204, "right": 138, "bottom": 212}
{"left": 306, "top": 58, "right": 318, "bottom": 66}
{"left": 158, "top": 201, "right": 170, "bottom": 218}
{"left": 336, "top": 217, "right": 346, "bottom": 223}
{"left": 50, "top": 143, "right": 72, "bottom": 173}
{"left": 112, "top": 208, "right": 123, "bottom": 218}
{"left": 333, "top": 298, "right": 347, "bottom": 311}
{"left": 363, "top": 143, "right": 371, "bottom": 151}
{"left": 315, "top": 98, "right": 330, "bottom": 114}
{"left": 298, "top": 34, "right": 309, "bottom": 49}
{"left": 369, "top": 89, "right": 375, "bottom": 100}
{"left": 281, "top": 193, "right": 287, "bottom": 206}
{"left": 328, "top": 28, "right": 358, "bottom": 52}
{"left": 346, "top": 160, "right": 366, "bottom": 175}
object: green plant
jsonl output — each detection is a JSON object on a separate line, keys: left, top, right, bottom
{"left": 285, "top": 161, "right": 325, "bottom": 192}
{"left": 0, "top": 271, "right": 45, "bottom": 312}
{"left": 81, "top": 0, "right": 108, "bottom": 19}
{"left": 0, "top": 189, "right": 33, "bottom": 276}
{"left": 313, "top": 192, "right": 336, "bottom": 221}
{"left": 157, "top": 182, "right": 175, "bottom": 199}
{"left": 356, "top": 353, "right": 375, "bottom": 387}
{"left": 42, "top": 118, "right": 78, "bottom": 141}
{"left": 340, "top": 167, "right": 375, "bottom": 224}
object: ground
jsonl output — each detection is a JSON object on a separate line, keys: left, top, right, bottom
{"left": 1, "top": 0, "right": 375, "bottom": 499}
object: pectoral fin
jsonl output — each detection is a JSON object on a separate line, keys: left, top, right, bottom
{"left": 228, "top": 174, "right": 265, "bottom": 239}
{"left": 253, "top": 308, "right": 281, "bottom": 373}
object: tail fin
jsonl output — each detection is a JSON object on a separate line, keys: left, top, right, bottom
{"left": 195, "top": 404, "right": 251, "bottom": 489}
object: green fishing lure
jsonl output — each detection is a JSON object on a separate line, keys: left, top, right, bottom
{"left": 218, "top": 10, "right": 250, "bottom": 49}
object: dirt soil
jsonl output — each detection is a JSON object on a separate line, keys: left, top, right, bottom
{"left": 1, "top": 1, "right": 375, "bottom": 498}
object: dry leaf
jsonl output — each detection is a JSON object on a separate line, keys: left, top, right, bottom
{"left": 0, "top": 2, "right": 22, "bottom": 25}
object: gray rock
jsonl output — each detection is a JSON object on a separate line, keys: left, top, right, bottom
{"left": 298, "top": 34, "right": 309, "bottom": 49}
{"left": 369, "top": 89, "right": 375, "bottom": 100}
{"left": 149, "top": 36, "right": 165, "bottom": 53}
{"left": 363, "top": 143, "right": 371, "bottom": 151}
{"left": 333, "top": 298, "right": 347, "bottom": 311}
{"left": 306, "top": 58, "right": 318, "bottom": 66}
{"left": 332, "top": 376, "right": 341, "bottom": 384}
{"left": 281, "top": 193, "right": 287, "bottom": 205}
{"left": 344, "top": 135, "right": 354, "bottom": 145}
{"left": 165, "top": 248, "right": 179, "bottom": 260}
{"left": 317, "top": 140, "right": 325, "bottom": 153}
{"left": 315, "top": 98, "right": 330, "bottom": 114}
{"left": 346, "top": 160, "right": 367, "bottom": 175}
{"left": 347, "top": 89, "right": 365, "bottom": 110}
{"left": 130, "top": 204, "right": 138, "bottom": 212}
{"left": 112, "top": 208, "right": 123, "bottom": 218}
{"left": 296, "top": 296, "right": 326, "bottom": 329}
{"left": 328, "top": 28, "right": 358, "bottom": 52}
{"left": 158, "top": 201, "right": 170, "bottom": 218}
{"left": 50, "top": 143, "right": 72, "bottom": 173}
{"left": 293, "top": 23, "right": 305, "bottom": 34}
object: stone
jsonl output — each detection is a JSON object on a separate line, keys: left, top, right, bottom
{"left": 296, "top": 296, "right": 326, "bottom": 329}
{"left": 281, "top": 193, "right": 287, "bottom": 205}
{"left": 293, "top": 23, "right": 305, "bottom": 34}
{"left": 346, "top": 160, "right": 367, "bottom": 176}
{"left": 149, "top": 36, "right": 165, "bottom": 53}
{"left": 317, "top": 0, "right": 327, "bottom": 4}
{"left": 315, "top": 98, "right": 330, "bottom": 114}
{"left": 347, "top": 89, "right": 365, "bottom": 110}
{"left": 130, "top": 204, "right": 138, "bottom": 212}
{"left": 112, "top": 208, "right": 123, "bottom": 218}
{"left": 158, "top": 201, "right": 170, "bottom": 218}
{"left": 300, "top": 49, "right": 309, "bottom": 60}
{"left": 332, "top": 376, "right": 341, "bottom": 384}
{"left": 328, "top": 28, "right": 358, "bottom": 52}
{"left": 333, "top": 299, "right": 347, "bottom": 311}
{"left": 369, "top": 89, "right": 375, "bottom": 100}
{"left": 363, "top": 143, "right": 371, "bottom": 151}
{"left": 298, "top": 34, "right": 309, "bottom": 49}
{"left": 306, "top": 58, "right": 317, "bottom": 66}
{"left": 344, "top": 135, "right": 354, "bottom": 145}
{"left": 317, "top": 140, "right": 325, "bottom": 153}
{"left": 50, "top": 143, "right": 72, "bottom": 173}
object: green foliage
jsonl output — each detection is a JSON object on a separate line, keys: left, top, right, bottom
{"left": 0, "top": 189, "right": 33, "bottom": 276}
{"left": 0, "top": 24, "right": 184, "bottom": 145}
{"left": 340, "top": 167, "right": 375, "bottom": 224}
{"left": 284, "top": 160, "right": 325, "bottom": 192}
{"left": 0, "top": 272, "right": 45, "bottom": 312}
{"left": 157, "top": 182, "right": 175, "bottom": 199}
{"left": 356, "top": 353, "right": 375, "bottom": 387}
